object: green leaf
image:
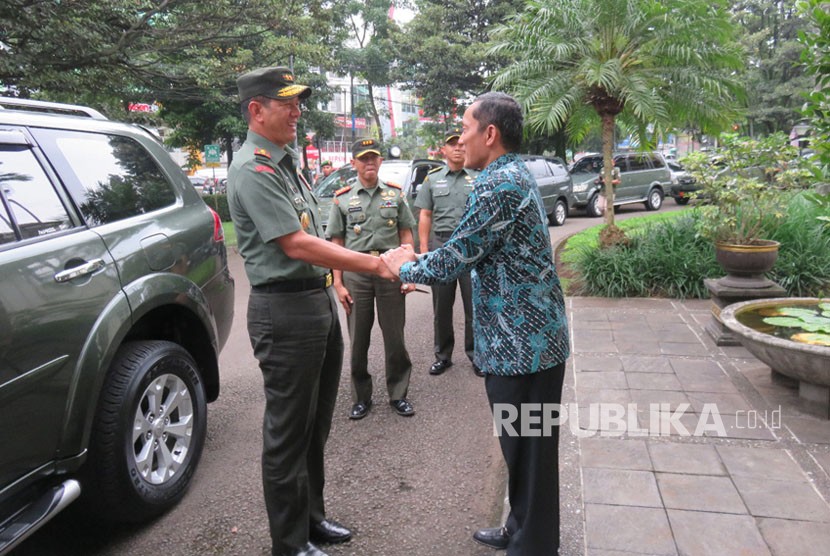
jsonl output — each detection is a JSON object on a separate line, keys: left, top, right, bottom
{"left": 776, "top": 307, "right": 820, "bottom": 318}
{"left": 790, "top": 333, "right": 830, "bottom": 347}
{"left": 763, "top": 316, "right": 810, "bottom": 328}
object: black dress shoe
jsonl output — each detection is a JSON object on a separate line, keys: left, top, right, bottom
{"left": 310, "top": 518, "right": 352, "bottom": 544}
{"left": 429, "top": 359, "right": 453, "bottom": 375}
{"left": 390, "top": 398, "right": 415, "bottom": 416}
{"left": 349, "top": 400, "right": 372, "bottom": 420}
{"left": 473, "top": 526, "right": 511, "bottom": 549}
{"left": 275, "top": 542, "right": 329, "bottom": 556}
{"left": 473, "top": 364, "right": 485, "bottom": 377}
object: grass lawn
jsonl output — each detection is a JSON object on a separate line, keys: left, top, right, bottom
{"left": 561, "top": 211, "right": 687, "bottom": 264}
{"left": 222, "top": 222, "right": 236, "bottom": 248}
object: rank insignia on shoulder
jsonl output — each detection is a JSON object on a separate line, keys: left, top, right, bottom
{"left": 335, "top": 185, "right": 352, "bottom": 196}
{"left": 386, "top": 181, "right": 401, "bottom": 190}
{"left": 428, "top": 166, "right": 443, "bottom": 174}
{"left": 254, "top": 148, "right": 271, "bottom": 159}
{"left": 255, "top": 164, "right": 275, "bottom": 174}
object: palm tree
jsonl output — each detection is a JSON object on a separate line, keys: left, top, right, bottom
{"left": 490, "top": 0, "right": 745, "bottom": 234}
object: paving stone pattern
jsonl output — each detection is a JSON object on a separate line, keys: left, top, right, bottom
{"left": 566, "top": 297, "right": 830, "bottom": 556}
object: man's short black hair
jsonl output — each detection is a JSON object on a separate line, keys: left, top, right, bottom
{"left": 471, "top": 92, "right": 523, "bottom": 152}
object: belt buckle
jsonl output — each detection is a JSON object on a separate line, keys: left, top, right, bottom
{"left": 369, "top": 250, "right": 380, "bottom": 257}
{"left": 325, "top": 272, "right": 333, "bottom": 288}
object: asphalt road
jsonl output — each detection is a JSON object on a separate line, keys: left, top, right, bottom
{"left": 14, "top": 200, "right": 688, "bottom": 556}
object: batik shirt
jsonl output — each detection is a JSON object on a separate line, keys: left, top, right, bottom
{"left": 399, "top": 153, "right": 570, "bottom": 376}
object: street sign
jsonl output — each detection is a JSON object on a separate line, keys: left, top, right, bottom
{"left": 204, "top": 144, "right": 221, "bottom": 168}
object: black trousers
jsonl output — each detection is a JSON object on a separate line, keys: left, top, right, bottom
{"left": 485, "top": 362, "right": 566, "bottom": 556}
{"left": 247, "top": 287, "right": 343, "bottom": 555}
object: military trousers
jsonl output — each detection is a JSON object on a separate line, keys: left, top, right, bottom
{"left": 343, "top": 270, "right": 412, "bottom": 403}
{"left": 485, "top": 362, "right": 566, "bottom": 556}
{"left": 429, "top": 233, "right": 474, "bottom": 363}
{"left": 247, "top": 286, "right": 343, "bottom": 555}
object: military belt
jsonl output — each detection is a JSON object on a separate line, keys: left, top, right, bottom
{"left": 361, "top": 250, "right": 382, "bottom": 257}
{"left": 252, "top": 272, "right": 332, "bottom": 293}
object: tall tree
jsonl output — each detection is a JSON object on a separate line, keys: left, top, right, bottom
{"left": 490, "top": 0, "right": 745, "bottom": 235}
{"left": 1, "top": 1, "right": 352, "bottom": 167}
{"left": 732, "top": 0, "right": 814, "bottom": 135}
{"left": 342, "top": 0, "right": 404, "bottom": 143}
{"left": 394, "top": 0, "right": 524, "bottom": 121}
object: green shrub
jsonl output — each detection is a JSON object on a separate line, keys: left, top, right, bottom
{"left": 203, "top": 193, "right": 230, "bottom": 221}
{"left": 767, "top": 196, "right": 830, "bottom": 297}
{"left": 568, "top": 195, "right": 830, "bottom": 299}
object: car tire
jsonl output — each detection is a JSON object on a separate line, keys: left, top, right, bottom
{"left": 84, "top": 340, "right": 207, "bottom": 522}
{"left": 675, "top": 197, "right": 690, "bottom": 205}
{"left": 549, "top": 199, "right": 568, "bottom": 226}
{"left": 645, "top": 188, "right": 664, "bottom": 211}
{"left": 587, "top": 193, "right": 603, "bottom": 217}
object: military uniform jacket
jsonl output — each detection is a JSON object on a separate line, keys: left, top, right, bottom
{"left": 414, "top": 167, "right": 479, "bottom": 233}
{"left": 227, "top": 130, "right": 326, "bottom": 286}
{"left": 326, "top": 179, "right": 416, "bottom": 252}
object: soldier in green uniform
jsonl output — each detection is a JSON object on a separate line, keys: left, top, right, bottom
{"left": 415, "top": 128, "right": 482, "bottom": 377}
{"left": 227, "top": 67, "right": 395, "bottom": 556}
{"left": 327, "top": 138, "right": 418, "bottom": 420}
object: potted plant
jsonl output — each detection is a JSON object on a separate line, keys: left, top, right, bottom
{"left": 683, "top": 133, "right": 808, "bottom": 287}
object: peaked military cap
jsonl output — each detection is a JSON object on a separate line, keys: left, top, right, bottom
{"left": 445, "top": 127, "right": 462, "bottom": 143}
{"left": 321, "top": 160, "right": 333, "bottom": 167}
{"left": 237, "top": 66, "right": 311, "bottom": 102}
{"left": 352, "top": 138, "right": 382, "bottom": 159}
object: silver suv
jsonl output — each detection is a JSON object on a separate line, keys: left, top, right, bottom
{"left": 0, "top": 98, "right": 234, "bottom": 553}
{"left": 570, "top": 152, "right": 672, "bottom": 217}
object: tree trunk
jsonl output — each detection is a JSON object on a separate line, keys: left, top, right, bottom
{"left": 366, "top": 82, "right": 384, "bottom": 143}
{"left": 601, "top": 113, "right": 616, "bottom": 228}
{"left": 224, "top": 135, "right": 233, "bottom": 166}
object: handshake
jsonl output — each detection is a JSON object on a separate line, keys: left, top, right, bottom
{"left": 378, "top": 244, "right": 418, "bottom": 281}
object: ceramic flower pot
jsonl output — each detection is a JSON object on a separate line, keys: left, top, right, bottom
{"left": 714, "top": 239, "right": 780, "bottom": 288}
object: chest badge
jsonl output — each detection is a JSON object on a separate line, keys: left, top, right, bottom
{"left": 300, "top": 212, "right": 310, "bottom": 230}
{"left": 353, "top": 224, "right": 362, "bottom": 235}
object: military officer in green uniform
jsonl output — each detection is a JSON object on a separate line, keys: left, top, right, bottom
{"left": 227, "top": 67, "right": 395, "bottom": 556}
{"left": 327, "top": 138, "right": 418, "bottom": 420}
{"left": 415, "top": 128, "right": 482, "bottom": 377}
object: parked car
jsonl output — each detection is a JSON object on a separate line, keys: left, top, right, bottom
{"left": 520, "top": 154, "right": 576, "bottom": 226}
{"left": 0, "top": 97, "right": 235, "bottom": 554}
{"left": 313, "top": 158, "right": 445, "bottom": 235}
{"left": 570, "top": 152, "right": 672, "bottom": 216}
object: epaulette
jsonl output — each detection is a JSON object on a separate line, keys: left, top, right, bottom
{"left": 428, "top": 166, "right": 444, "bottom": 174}
{"left": 386, "top": 181, "right": 401, "bottom": 190}
{"left": 334, "top": 185, "right": 352, "bottom": 196}
{"left": 254, "top": 147, "right": 271, "bottom": 159}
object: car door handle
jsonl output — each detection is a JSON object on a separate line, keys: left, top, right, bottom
{"left": 54, "top": 259, "right": 106, "bottom": 283}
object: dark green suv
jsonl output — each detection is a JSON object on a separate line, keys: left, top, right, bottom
{"left": 0, "top": 98, "right": 235, "bottom": 553}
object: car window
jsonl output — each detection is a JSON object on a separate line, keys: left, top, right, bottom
{"left": 31, "top": 129, "right": 176, "bottom": 226}
{"left": 571, "top": 156, "right": 601, "bottom": 173}
{"left": 649, "top": 155, "right": 665, "bottom": 168}
{"left": 0, "top": 146, "right": 73, "bottom": 245}
{"left": 378, "top": 161, "right": 412, "bottom": 187}
{"left": 626, "top": 154, "right": 650, "bottom": 172}
{"left": 525, "top": 159, "right": 551, "bottom": 178}
{"left": 548, "top": 159, "right": 569, "bottom": 178}
{"left": 313, "top": 167, "right": 356, "bottom": 198}
{"left": 667, "top": 161, "right": 683, "bottom": 171}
